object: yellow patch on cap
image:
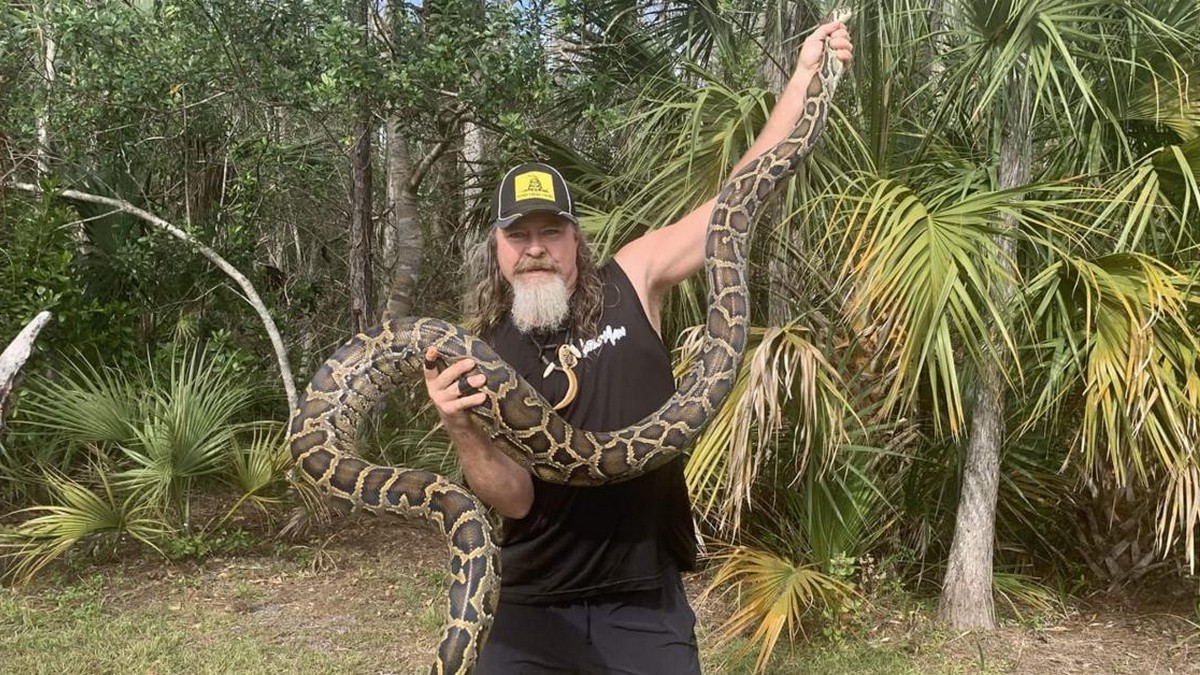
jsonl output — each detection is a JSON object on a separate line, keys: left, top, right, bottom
{"left": 513, "top": 171, "right": 555, "bottom": 202}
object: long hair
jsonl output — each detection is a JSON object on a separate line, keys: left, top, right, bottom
{"left": 462, "top": 225, "right": 604, "bottom": 340}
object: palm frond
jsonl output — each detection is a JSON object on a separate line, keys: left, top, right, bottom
{"left": 16, "top": 354, "right": 140, "bottom": 454}
{"left": 702, "top": 542, "right": 856, "bottom": 674}
{"left": 0, "top": 469, "right": 169, "bottom": 584}
{"left": 226, "top": 422, "right": 291, "bottom": 504}
{"left": 115, "top": 346, "right": 253, "bottom": 520}
{"left": 679, "top": 322, "right": 855, "bottom": 531}
{"left": 840, "top": 173, "right": 1026, "bottom": 435}
{"left": 992, "top": 570, "right": 1063, "bottom": 621}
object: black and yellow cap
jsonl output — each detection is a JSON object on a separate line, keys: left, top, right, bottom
{"left": 493, "top": 162, "right": 578, "bottom": 229}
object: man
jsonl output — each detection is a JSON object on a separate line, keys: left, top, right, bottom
{"left": 423, "top": 20, "right": 853, "bottom": 674}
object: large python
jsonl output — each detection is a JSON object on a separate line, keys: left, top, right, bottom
{"left": 287, "top": 13, "right": 849, "bottom": 675}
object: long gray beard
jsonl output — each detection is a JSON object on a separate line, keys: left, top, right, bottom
{"left": 510, "top": 273, "right": 570, "bottom": 334}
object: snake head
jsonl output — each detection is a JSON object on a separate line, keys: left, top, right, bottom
{"left": 827, "top": 6, "right": 853, "bottom": 24}
{"left": 821, "top": 7, "right": 853, "bottom": 92}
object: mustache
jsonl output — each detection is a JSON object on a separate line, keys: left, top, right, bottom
{"left": 515, "top": 258, "right": 559, "bottom": 273}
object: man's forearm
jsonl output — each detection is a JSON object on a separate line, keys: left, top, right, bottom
{"left": 448, "top": 421, "right": 534, "bottom": 519}
{"left": 734, "top": 67, "right": 819, "bottom": 174}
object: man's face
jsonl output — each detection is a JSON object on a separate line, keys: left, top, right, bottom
{"left": 495, "top": 212, "right": 579, "bottom": 333}
{"left": 494, "top": 212, "right": 579, "bottom": 291}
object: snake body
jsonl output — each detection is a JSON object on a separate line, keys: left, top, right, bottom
{"left": 287, "top": 16, "right": 848, "bottom": 675}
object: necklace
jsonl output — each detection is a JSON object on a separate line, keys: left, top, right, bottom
{"left": 532, "top": 332, "right": 581, "bottom": 410}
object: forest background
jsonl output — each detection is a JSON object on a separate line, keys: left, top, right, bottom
{"left": 2, "top": 0, "right": 1200, "bottom": 672}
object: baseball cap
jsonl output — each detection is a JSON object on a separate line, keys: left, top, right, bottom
{"left": 493, "top": 162, "right": 579, "bottom": 229}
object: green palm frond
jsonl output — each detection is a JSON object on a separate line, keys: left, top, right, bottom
{"left": 791, "top": 444, "right": 899, "bottom": 571}
{"left": 702, "top": 542, "right": 856, "bottom": 674}
{"left": 226, "top": 422, "right": 290, "bottom": 501}
{"left": 203, "top": 422, "right": 292, "bottom": 531}
{"left": 992, "top": 570, "right": 1062, "bottom": 621}
{"left": 840, "top": 173, "right": 1026, "bottom": 434}
{"left": 115, "top": 346, "right": 254, "bottom": 519}
{"left": 1082, "top": 145, "right": 1200, "bottom": 255}
{"left": 1150, "top": 138, "right": 1200, "bottom": 230}
{"left": 584, "top": 74, "right": 769, "bottom": 252}
{"left": 1025, "top": 250, "right": 1200, "bottom": 566}
{"left": 17, "top": 345, "right": 258, "bottom": 527}
{"left": 1075, "top": 254, "right": 1196, "bottom": 480}
{"left": 17, "top": 355, "right": 140, "bottom": 453}
{"left": 0, "top": 469, "right": 170, "bottom": 584}
{"left": 679, "top": 322, "right": 855, "bottom": 531}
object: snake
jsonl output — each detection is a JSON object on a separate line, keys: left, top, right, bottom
{"left": 287, "top": 13, "right": 849, "bottom": 675}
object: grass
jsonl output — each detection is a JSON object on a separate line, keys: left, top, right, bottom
{"left": 698, "top": 624, "right": 1009, "bottom": 674}
{"left": 0, "top": 517, "right": 1196, "bottom": 674}
{"left": 0, "top": 578, "right": 376, "bottom": 674}
{"left": 0, "top": 574, "right": 949, "bottom": 675}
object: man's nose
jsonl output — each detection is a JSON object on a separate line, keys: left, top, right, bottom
{"left": 525, "top": 236, "right": 547, "bottom": 255}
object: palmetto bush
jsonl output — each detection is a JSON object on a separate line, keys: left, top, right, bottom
{"left": 1, "top": 344, "right": 276, "bottom": 581}
{"left": 0, "top": 469, "right": 170, "bottom": 584}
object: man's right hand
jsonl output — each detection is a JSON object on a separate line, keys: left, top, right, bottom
{"left": 423, "top": 346, "right": 488, "bottom": 429}
{"left": 423, "top": 346, "right": 534, "bottom": 519}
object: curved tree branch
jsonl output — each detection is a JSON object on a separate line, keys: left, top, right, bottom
{"left": 8, "top": 182, "right": 298, "bottom": 409}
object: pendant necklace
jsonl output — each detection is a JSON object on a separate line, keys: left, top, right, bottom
{"left": 534, "top": 333, "right": 581, "bottom": 410}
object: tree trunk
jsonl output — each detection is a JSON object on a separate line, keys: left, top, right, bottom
{"left": 349, "top": 117, "right": 375, "bottom": 333}
{"left": 462, "top": 117, "right": 484, "bottom": 213}
{"left": 920, "top": 0, "right": 948, "bottom": 86}
{"left": 35, "top": 0, "right": 56, "bottom": 175}
{"left": 938, "top": 67, "right": 1031, "bottom": 629}
{"left": 380, "top": 112, "right": 462, "bottom": 321}
{"left": 381, "top": 119, "right": 422, "bottom": 321}
{"left": 0, "top": 311, "right": 52, "bottom": 440}
{"left": 348, "top": 0, "right": 374, "bottom": 334}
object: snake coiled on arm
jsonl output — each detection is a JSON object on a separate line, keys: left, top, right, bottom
{"left": 287, "top": 13, "right": 850, "bottom": 674}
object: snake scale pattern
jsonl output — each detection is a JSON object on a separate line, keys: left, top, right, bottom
{"left": 287, "top": 13, "right": 849, "bottom": 674}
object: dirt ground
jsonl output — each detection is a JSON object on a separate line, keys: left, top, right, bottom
{"left": 34, "top": 513, "right": 1200, "bottom": 674}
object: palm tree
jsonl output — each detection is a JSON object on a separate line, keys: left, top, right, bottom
{"left": 901, "top": 0, "right": 1200, "bottom": 627}
{"left": 471, "top": 0, "right": 1199, "bottom": 654}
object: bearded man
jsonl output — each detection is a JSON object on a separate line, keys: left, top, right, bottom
{"left": 422, "top": 20, "right": 853, "bottom": 674}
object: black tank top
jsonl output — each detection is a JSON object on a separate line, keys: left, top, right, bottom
{"left": 486, "top": 261, "right": 697, "bottom": 605}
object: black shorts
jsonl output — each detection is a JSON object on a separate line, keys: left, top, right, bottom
{"left": 474, "top": 571, "right": 702, "bottom": 674}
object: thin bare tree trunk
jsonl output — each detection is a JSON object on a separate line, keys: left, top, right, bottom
{"left": 920, "top": 0, "right": 948, "bottom": 86}
{"left": 0, "top": 311, "right": 52, "bottom": 439}
{"left": 348, "top": 0, "right": 375, "bottom": 334}
{"left": 35, "top": 0, "right": 56, "bottom": 175}
{"left": 938, "top": 67, "right": 1031, "bottom": 629}
{"left": 462, "top": 117, "right": 484, "bottom": 211}
{"left": 8, "top": 182, "right": 298, "bottom": 409}
{"left": 349, "top": 117, "right": 374, "bottom": 333}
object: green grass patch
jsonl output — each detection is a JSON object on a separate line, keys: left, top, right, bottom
{"left": 0, "top": 576, "right": 381, "bottom": 674}
{"left": 701, "top": 632, "right": 1011, "bottom": 674}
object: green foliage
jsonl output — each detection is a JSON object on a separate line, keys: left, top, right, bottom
{"left": 0, "top": 469, "right": 169, "bottom": 585}
{"left": 0, "top": 342, "right": 285, "bottom": 580}
{"left": 224, "top": 423, "right": 292, "bottom": 513}
{"left": 0, "top": 192, "right": 136, "bottom": 359}
{"left": 160, "top": 528, "right": 255, "bottom": 561}
{"left": 991, "top": 570, "right": 1062, "bottom": 624}
{"left": 16, "top": 345, "right": 258, "bottom": 522}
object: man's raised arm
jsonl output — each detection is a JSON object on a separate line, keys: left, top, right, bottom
{"left": 613, "top": 20, "right": 853, "bottom": 333}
